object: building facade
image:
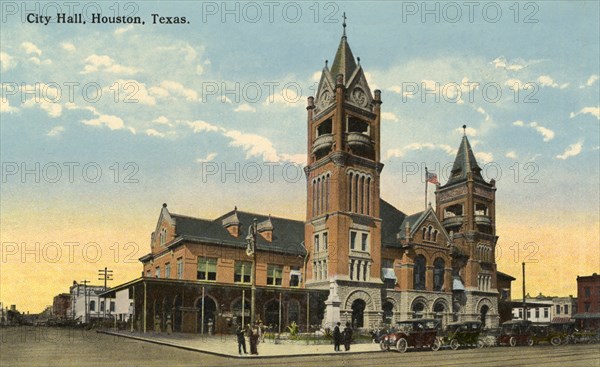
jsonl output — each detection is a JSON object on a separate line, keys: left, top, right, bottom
{"left": 109, "top": 26, "right": 507, "bottom": 334}
{"left": 52, "top": 293, "right": 71, "bottom": 319}
{"left": 574, "top": 273, "right": 600, "bottom": 329}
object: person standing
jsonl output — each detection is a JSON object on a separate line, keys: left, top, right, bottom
{"left": 248, "top": 324, "right": 258, "bottom": 355}
{"left": 343, "top": 322, "right": 352, "bottom": 351}
{"left": 333, "top": 322, "right": 341, "bottom": 351}
{"left": 236, "top": 325, "right": 247, "bottom": 355}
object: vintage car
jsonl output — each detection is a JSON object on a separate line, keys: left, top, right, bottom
{"left": 530, "top": 322, "right": 575, "bottom": 346}
{"left": 438, "top": 321, "right": 485, "bottom": 350}
{"left": 379, "top": 319, "right": 441, "bottom": 352}
{"left": 497, "top": 320, "right": 534, "bottom": 347}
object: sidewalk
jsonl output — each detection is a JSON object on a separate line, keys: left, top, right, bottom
{"left": 98, "top": 330, "right": 382, "bottom": 358}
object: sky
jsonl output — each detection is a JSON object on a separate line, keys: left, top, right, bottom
{"left": 0, "top": 1, "right": 598, "bottom": 313}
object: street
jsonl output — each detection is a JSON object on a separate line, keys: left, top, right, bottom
{"left": 1, "top": 327, "right": 598, "bottom": 367}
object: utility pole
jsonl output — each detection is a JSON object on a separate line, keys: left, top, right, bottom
{"left": 246, "top": 218, "right": 258, "bottom": 327}
{"left": 80, "top": 280, "right": 90, "bottom": 323}
{"left": 522, "top": 262, "right": 527, "bottom": 321}
{"left": 98, "top": 268, "right": 113, "bottom": 320}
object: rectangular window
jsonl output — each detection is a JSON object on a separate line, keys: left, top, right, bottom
{"left": 535, "top": 308, "right": 540, "bottom": 318}
{"left": 267, "top": 264, "right": 283, "bottom": 286}
{"left": 110, "top": 301, "right": 115, "bottom": 312}
{"left": 544, "top": 308, "right": 549, "bottom": 318}
{"left": 314, "top": 234, "right": 319, "bottom": 253}
{"left": 176, "top": 258, "right": 183, "bottom": 279}
{"left": 234, "top": 261, "right": 252, "bottom": 283}
{"left": 564, "top": 305, "right": 569, "bottom": 314}
{"left": 90, "top": 300, "right": 96, "bottom": 312}
{"left": 197, "top": 257, "right": 217, "bottom": 281}
{"left": 100, "top": 301, "right": 105, "bottom": 312}
{"left": 584, "top": 303, "right": 591, "bottom": 312}
{"left": 585, "top": 287, "right": 591, "bottom": 297}
{"left": 165, "top": 263, "right": 171, "bottom": 279}
{"left": 556, "top": 305, "right": 560, "bottom": 314}
{"left": 155, "top": 267, "right": 161, "bottom": 278}
{"left": 323, "top": 232, "right": 328, "bottom": 250}
{"left": 146, "top": 269, "right": 151, "bottom": 277}
{"left": 518, "top": 309, "right": 523, "bottom": 319}
{"left": 361, "top": 233, "right": 368, "bottom": 251}
{"left": 350, "top": 231, "right": 357, "bottom": 250}
{"left": 290, "top": 266, "right": 301, "bottom": 287}
{"left": 527, "top": 309, "right": 531, "bottom": 318}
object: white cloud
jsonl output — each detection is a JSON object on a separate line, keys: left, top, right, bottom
{"left": 0, "top": 99, "right": 18, "bottom": 113}
{"left": 81, "top": 54, "right": 139, "bottom": 75}
{"left": 513, "top": 120, "right": 554, "bottom": 141}
{"left": 150, "top": 80, "right": 198, "bottom": 101}
{"left": 263, "top": 87, "right": 302, "bottom": 108}
{"left": 153, "top": 116, "right": 172, "bottom": 126}
{"left": 196, "top": 152, "right": 218, "bottom": 163}
{"left": 21, "top": 42, "right": 42, "bottom": 56}
{"left": 580, "top": 74, "right": 599, "bottom": 88}
{"left": 234, "top": 103, "right": 257, "bottom": 113}
{"left": 47, "top": 126, "right": 64, "bottom": 137}
{"left": 505, "top": 151, "right": 517, "bottom": 159}
{"left": 61, "top": 42, "right": 76, "bottom": 52}
{"left": 82, "top": 113, "right": 125, "bottom": 130}
{"left": 145, "top": 128, "right": 165, "bottom": 138}
{"left": 570, "top": 107, "right": 600, "bottom": 120}
{"left": 224, "top": 130, "right": 280, "bottom": 161}
{"left": 381, "top": 112, "right": 399, "bottom": 122}
{"left": 0, "top": 52, "right": 16, "bottom": 71}
{"left": 475, "top": 151, "right": 494, "bottom": 164}
{"left": 556, "top": 141, "right": 583, "bottom": 160}
{"left": 114, "top": 25, "right": 133, "bottom": 35}
{"left": 537, "top": 75, "right": 568, "bottom": 89}
{"left": 455, "top": 126, "right": 478, "bottom": 137}
{"left": 505, "top": 78, "right": 524, "bottom": 90}
{"left": 105, "top": 79, "right": 156, "bottom": 106}
{"left": 492, "top": 56, "right": 526, "bottom": 71}
{"left": 23, "top": 99, "right": 62, "bottom": 118}
{"left": 386, "top": 143, "right": 456, "bottom": 159}
{"left": 28, "top": 57, "right": 52, "bottom": 65}
{"left": 186, "top": 120, "right": 220, "bottom": 133}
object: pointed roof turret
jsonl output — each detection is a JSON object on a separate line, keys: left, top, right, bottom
{"left": 444, "top": 126, "right": 487, "bottom": 186}
{"left": 330, "top": 13, "right": 358, "bottom": 84}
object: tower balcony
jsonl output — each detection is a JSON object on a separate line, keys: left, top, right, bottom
{"left": 474, "top": 215, "right": 492, "bottom": 226}
{"left": 346, "top": 132, "right": 373, "bottom": 151}
{"left": 442, "top": 215, "right": 464, "bottom": 227}
{"left": 311, "top": 134, "right": 334, "bottom": 155}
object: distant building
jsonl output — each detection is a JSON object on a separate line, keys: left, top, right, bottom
{"left": 574, "top": 273, "right": 600, "bottom": 329}
{"left": 52, "top": 293, "right": 71, "bottom": 319}
{"left": 511, "top": 293, "right": 577, "bottom": 323}
{"left": 66, "top": 281, "right": 131, "bottom": 323}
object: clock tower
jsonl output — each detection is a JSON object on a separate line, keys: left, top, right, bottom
{"left": 304, "top": 21, "right": 384, "bottom": 328}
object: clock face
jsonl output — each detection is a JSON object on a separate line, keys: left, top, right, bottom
{"left": 319, "top": 89, "right": 332, "bottom": 109}
{"left": 352, "top": 87, "right": 368, "bottom": 107}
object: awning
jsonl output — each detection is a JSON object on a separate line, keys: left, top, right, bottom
{"left": 552, "top": 317, "right": 574, "bottom": 323}
{"left": 382, "top": 268, "right": 397, "bottom": 280}
{"left": 452, "top": 276, "right": 465, "bottom": 291}
{"left": 573, "top": 313, "right": 600, "bottom": 319}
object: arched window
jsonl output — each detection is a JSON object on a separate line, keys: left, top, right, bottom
{"left": 320, "top": 177, "right": 325, "bottom": 215}
{"left": 312, "top": 179, "right": 317, "bottom": 217}
{"left": 413, "top": 255, "right": 426, "bottom": 290}
{"left": 353, "top": 174, "right": 358, "bottom": 212}
{"left": 348, "top": 173, "right": 353, "bottom": 211}
{"left": 412, "top": 301, "right": 425, "bottom": 319}
{"left": 325, "top": 174, "right": 330, "bottom": 212}
{"left": 433, "top": 258, "right": 445, "bottom": 291}
{"left": 433, "top": 230, "right": 438, "bottom": 242}
{"left": 366, "top": 177, "right": 371, "bottom": 215}
{"left": 382, "top": 301, "right": 394, "bottom": 324}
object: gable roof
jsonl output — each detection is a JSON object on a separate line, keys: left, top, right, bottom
{"left": 380, "top": 198, "right": 407, "bottom": 247}
{"left": 166, "top": 209, "right": 306, "bottom": 257}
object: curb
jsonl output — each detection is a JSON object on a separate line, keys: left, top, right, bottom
{"left": 97, "top": 330, "right": 381, "bottom": 359}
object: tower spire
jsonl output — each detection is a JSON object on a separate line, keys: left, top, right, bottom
{"left": 342, "top": 12, "right": 347, "bottom": 37}
{"left": 463, "top": 124, "right": 467, "bottom": 136}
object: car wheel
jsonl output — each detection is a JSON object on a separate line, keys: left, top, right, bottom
{"left": 477, "top": 339, "right": 485, "bottom": 349}
{"left": 380, "top": 340, "right": 388, "bottom": 351}
{"left": 527, "top": 337, "right": 534, "bottom": 347}
{"left": 396, "top": 338, "right": 408, "bottom": 353}
{"left": 550, "top": 337, "right": 561, "bottom": 346}
{"left": 509, "top": 337, "right": 517, "bottom": 347}
{"left": 431, "top": 338, "right": 441, "bottom": 351}
{"left": 450, "top": 339, "right": 460, "bottom": 350}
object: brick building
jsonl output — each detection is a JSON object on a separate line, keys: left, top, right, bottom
{"left": 52, "top": 293, "right": 71, "bottom": 319}
{"left": 106, "top": 25, "right": 509, "bottom": 334}
{"left": 574, "top": 273, "right": 600, "bottom": 329}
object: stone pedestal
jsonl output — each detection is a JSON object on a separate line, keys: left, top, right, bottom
{"left": 322, "top": 279, "right": 341, "bottom": 329}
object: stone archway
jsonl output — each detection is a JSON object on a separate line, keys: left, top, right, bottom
{"left": 344, "top": 290, "right": 374, "bottom": 329}
{"left": 476, "top": 298, "right": 495, "bottom": 328}
{"left": 173, "top": 295, "right": 182, "bottom": 332}
{"left": 382, "top": 299, "right": 395, "bottom": 325}
{"left": 410, "top": 297, "right": 428, "bottom": 319}
{"left": 195, "top": 296, "right": 218, "bottom": 334}
{"left": 351, "top": 299, "right": 366, "bottom": 328}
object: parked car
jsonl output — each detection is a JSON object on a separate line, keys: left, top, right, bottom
{"left": 530, "top": 322, "right": 576, "bottom": 346}
{"left": 380, "top": 319, "right": 441, "bottom": 352}
{"left": 438, "top": 321, "right": 484, "bottom": 350}
{"left": 497, "top": 320, "right": 534, "bottom": 347}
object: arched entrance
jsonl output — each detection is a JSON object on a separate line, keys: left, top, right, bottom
{"left": 351, "top": 299, "right": 366, "bottom": 328}
{"left": 382, "top": 300, "right": 394, "bottom": 325}
{"left": 196, "top": 296, "right": 217, "bottom": 334}
{"left": 480, "top": 305, "right": 489, "bottom": 328}
{"left": 232, "top": 298, "right": 250, "bottom": 327}
{"left": 412, "top": 300, "right": 426, "bottom": 319}
{"left": 173, "top": 296, "right": 182, "bottom": 332}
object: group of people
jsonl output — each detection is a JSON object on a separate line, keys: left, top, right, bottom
{"left": 236, "top": 322, "right": 265, "bottom": 355}
{"left": 333, "top": 322, "right": 353, "bottom": 351}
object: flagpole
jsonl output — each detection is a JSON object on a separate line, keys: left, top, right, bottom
{"left": 425, "top": 166, "right": 428, "bottom": 210}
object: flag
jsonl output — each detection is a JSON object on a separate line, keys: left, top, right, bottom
{"left": 426, "top": 172, "right": 439, "bottom": 185}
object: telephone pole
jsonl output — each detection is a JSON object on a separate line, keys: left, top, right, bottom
{"left": 98, "top": 268, "right": 113, "bottom": 320}
{"left": 80, "top": 280, "right": 90, "bottom": 323}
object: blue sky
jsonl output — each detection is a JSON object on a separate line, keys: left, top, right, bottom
{"left": 0, "top": 1, "right": 599, "bottom": 311}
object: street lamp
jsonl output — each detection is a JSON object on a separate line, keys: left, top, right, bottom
{"left": 245, "top": 218, "right": 258, "bottom": 327}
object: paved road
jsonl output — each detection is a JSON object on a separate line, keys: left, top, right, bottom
{"left": 1, "top": 327, "right": 598, "bottom": 367}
